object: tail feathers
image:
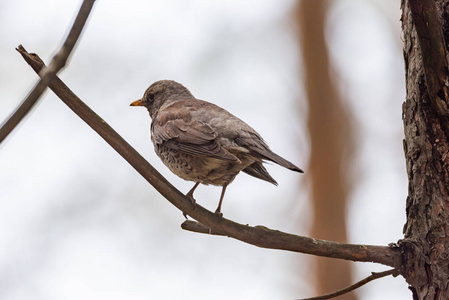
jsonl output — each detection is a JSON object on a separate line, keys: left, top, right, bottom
{"left": 242, "top": 161, "right": 278, "bottom": 185}
{"left": 234, "top": 136, "right": 303, "bottom": 173}
{"left": 264, "top": 150, "right": 304, "bottom": 173}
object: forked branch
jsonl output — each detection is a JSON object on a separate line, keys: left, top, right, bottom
{"left": 16, "top": 45, "right": 402, "bottom": 270}
{"left": 0, "top": 0, "right": 95, "bottom": 144}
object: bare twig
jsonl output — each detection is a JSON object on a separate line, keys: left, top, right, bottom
{"left": 16, "top": 46, "right": 402, "bottom": 269}
{"left": 0, "top": 0, "right": 95, "bottom": 144}
{"left": 298, "top": 268, "right": 399, "bottom": 300}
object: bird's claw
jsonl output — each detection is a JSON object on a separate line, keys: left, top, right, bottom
{"left": 186, "top": 194, "right": 196, "bottom": 208}
{"left": 183, "top": 188, "right": 197, "bottom": 219}
{"left": 214, "top": 210, "right": 223, "bottom": 218}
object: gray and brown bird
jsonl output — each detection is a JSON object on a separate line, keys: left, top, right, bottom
{"left": 130, "top": 80, "right": 303, "bottom": 216}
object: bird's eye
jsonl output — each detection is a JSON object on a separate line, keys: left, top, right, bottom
{"left": 148, "top": 93, "right": 155, "bottom": 101}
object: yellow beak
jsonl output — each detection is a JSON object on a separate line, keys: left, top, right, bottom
{"left": 130, "top": 99, "right": 144, "bottom": 106}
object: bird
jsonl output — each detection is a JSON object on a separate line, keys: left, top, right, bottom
{"left": 130, "top": 80, "right": 303, "bottom": 217}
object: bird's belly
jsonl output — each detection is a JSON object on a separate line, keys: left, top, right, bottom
{"left": 156, "top": 145, "right": 249, "bottom": 186}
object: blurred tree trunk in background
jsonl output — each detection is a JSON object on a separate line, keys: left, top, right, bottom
{"left": 295, "top": 1, "right": 356, "bottom": 299}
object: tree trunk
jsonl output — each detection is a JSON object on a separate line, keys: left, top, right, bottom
{"left": 401, "top": 0, "right": 449, "bottom": 298}
{"left": 296, "top": 1, "right": 355, "bottom": 298}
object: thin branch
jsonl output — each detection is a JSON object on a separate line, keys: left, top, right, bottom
{"left": 0, "top": 0, "right": 95, "bottom": 144}
{"left": 297, "top": 268, "right": 398, "bottom": 300}
{"left": 16, "top": 45, "right": 402, "bottom": 269}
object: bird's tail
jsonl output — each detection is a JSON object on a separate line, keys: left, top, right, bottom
{"left": 242, "top": 161, "right": 278, "bottom": 185}
{"left": 263, "top": 150, "right": 304, "bottom": 173}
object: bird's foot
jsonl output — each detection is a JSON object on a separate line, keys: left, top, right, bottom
{"left": 183, "top": 184, "right": 199, "bottom": 219}
{"left": 186, "top": 192, "right": 196, "bottom": 209}
{"left": 214, "top": 209, "right": 223, "bottom": 218}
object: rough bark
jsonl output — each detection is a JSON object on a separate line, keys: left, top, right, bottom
{"left": 296, "top": 1, "right": 355, "bottom": 299}
{"left": 401, "top": 0, "right": 449, "bottom": 298}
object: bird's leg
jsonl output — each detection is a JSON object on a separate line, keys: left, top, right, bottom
{"left": 183, "top": 182, "right": 200, "bottom": 219}
{"left": 214, "top": 184, "right": 228, "bottom": 218}
{"left": 186, "top": 182, "right": 200, "bottom": 207}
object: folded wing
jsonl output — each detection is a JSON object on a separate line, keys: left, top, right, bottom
{"left": 152, "top": 114, "right": 240, "bottom": 163}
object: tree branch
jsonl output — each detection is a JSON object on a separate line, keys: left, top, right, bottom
{"left": 16, "top": 45, "right": 402, "bottom": 269}
{"left": 297, "top": 268, "right": 399, "bottom": 300}
{"left": 0, "top": 0, "right": 95, "bottom": 144}
{"left": 181, "top": 220, "right": 225, "bottom": 235}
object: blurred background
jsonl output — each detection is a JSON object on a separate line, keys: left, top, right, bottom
{"left": 0, "top": 0, "right": 409, "bottom": 299}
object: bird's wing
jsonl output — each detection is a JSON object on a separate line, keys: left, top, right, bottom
{"left": 152, "top": 112, "right": 240, "bottom": 162}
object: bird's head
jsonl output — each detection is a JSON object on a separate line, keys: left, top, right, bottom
{"left": 130, "top": 80, "right": 194, "bottom": 119}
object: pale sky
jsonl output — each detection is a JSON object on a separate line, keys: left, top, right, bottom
{"left": 1, "top": 1, "right": 409, "bottom": 299}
